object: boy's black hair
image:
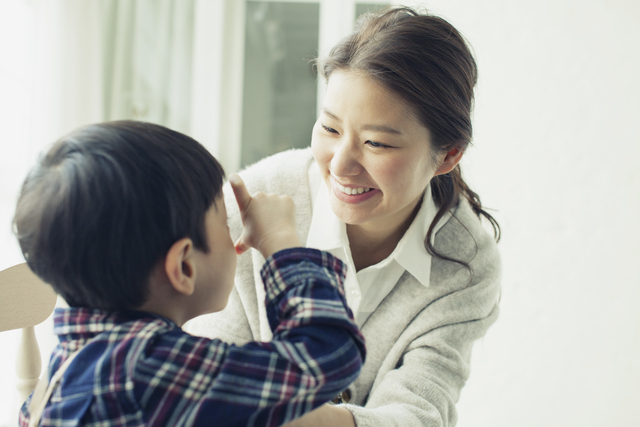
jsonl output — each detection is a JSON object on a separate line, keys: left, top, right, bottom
{"left": 12, "top": 120, "right": 225, "bottom": 310}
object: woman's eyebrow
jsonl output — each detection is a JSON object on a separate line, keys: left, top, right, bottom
{"left": 361, "top": 124, "right": 402, "bottom": 135}
{"left": 322, "top": 108, "right": 341, "bottom": 122}
{"left": 322, "top": 108, "right": 402, "bottom": 135}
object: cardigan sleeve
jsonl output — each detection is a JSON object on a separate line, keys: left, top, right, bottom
{"left": 345, "top": 291, "right": 500, "bottom": 427}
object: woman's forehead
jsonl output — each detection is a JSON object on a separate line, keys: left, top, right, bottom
{"left": 324, "top": 70, "right": 426, "bottom": 133}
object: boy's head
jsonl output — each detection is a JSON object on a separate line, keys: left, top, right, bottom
{"left": 13, "top": 120, "right": 228, "bottom": 312}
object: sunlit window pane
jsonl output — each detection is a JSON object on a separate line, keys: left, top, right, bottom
{"left": 241, "top": 1, "right": 320, "bottom": 168}
{"left": 355, "top": 2, "right": 390, "bottom": 20}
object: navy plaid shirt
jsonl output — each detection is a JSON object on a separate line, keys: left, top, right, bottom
{"left": 20, "top": 248, "right": 365, "bottom": 427}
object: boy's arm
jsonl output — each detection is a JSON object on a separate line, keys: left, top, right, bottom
{"left": 204, "top": 176, "right": 364, "bottom": 425}
{"left": 194, "top": 247, "right": 365, "bottom": 426}
{"left": 134, "top": 248, "right": 364, "bottom": 426}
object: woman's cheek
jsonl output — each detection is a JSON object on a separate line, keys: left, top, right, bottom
{"left": 311, "top": 134, "right": 329, "bottom": 165}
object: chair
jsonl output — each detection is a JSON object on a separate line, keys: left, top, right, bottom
{"left": 0, "top": 263, "right": 57, "bottom": 403}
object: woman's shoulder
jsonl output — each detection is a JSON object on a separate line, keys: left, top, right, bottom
{"left": 223, "top": 148, "right": 315, "bottom": 244}
{"left": 432, "top": 198, "right": 501, "bottom": 294}
{"left": 237, "top": 147, "right": 314, "bottom": 194}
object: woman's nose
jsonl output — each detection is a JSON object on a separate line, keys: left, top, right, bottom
{"left": 330, "top": 137, "right": 362, "bottom": 177}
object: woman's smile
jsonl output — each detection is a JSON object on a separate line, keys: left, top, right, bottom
{"left": 331, "top": 176, "right": 379, "bottom": 204}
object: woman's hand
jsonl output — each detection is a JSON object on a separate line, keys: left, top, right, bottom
{"left": 282, "top": 404, "right": 356, "bottom": 427}
{"left": 229, "top": 174, "right": 301, "bottom": 258}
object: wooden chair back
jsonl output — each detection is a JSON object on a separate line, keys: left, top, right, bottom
{"left": 0, "top": 263, "right": 57, "bottom": 403}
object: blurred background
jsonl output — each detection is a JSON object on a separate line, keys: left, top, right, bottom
{"left": 1, "top": 0, "right": 638, "bottom": 426}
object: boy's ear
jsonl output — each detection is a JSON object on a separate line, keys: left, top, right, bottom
{"left": 164, "top": 238, "right": 196, "bottom": 297}
{"left": 434, "top": 147, "right": 465, "bottom": 176}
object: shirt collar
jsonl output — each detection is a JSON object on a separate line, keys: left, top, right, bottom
{"left": 391, "top": 184, "right": 438, "bottom": 287}
{"left": 307, "top": 166, "right": 445, "bottom": 288}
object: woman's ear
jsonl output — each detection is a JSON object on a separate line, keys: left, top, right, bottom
{"left": 164, "top": 238, "right": 196, "bottom": 296}
{"left": 434, "top": 147, "right": 465, "bottom": 176}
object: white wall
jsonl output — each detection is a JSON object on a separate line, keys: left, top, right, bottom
{"left": 419, "top": 1, "right": 640, "bottom": 426}
{"left": 0, "top": 2, "right": 101, "bottom": 424}
{"left": 1, "top": 0, "right": 638, "bottom": 426}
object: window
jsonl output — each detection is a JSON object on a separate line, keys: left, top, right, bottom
{"left": 241, "top": 2, "right": 320, "bottom": 167}
{"left": 221, "top": 0, "right": 391, "bottom": 172}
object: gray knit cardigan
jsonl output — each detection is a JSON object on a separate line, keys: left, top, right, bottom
{"left": 185, "top": 148, "right": 501, "bottom": 427}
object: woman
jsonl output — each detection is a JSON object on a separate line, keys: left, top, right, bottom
{"left": 186, "top": 6, "right": 500, "bottom": 427}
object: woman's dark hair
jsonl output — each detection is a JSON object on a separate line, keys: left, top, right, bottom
{"left": 317, "top": 6, "right": 500, "bottom": 266}
{"left": 12, "top": 120, "right": 225, "bottom": 310}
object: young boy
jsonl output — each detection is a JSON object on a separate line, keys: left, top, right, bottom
{"left": 13, "top": 121, "right": 365, "bottom": 427}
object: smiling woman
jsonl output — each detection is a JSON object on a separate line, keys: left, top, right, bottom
{"left": 186, "top": 6, "right": 501, "bottom": 427}
{"left": 311, "top": 70, "right": 451, "bottom": 270}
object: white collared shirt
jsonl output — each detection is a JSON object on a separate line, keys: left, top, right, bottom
{"left": 307, "top": 161, "right": 449, "bottom": 326}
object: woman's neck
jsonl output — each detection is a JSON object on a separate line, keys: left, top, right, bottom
{"left": 346, "top": 198, "right": 423, "bottom": 272}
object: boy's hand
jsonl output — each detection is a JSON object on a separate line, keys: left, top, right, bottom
{"left": 230, "top": 174, "right": 301, "bottom": 258}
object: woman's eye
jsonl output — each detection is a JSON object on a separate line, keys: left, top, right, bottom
{"left": 322, "top": 124, "right": 338, "bottom": 134}
{"left": 365, "top": 140, "right": 388, "bottom": 148}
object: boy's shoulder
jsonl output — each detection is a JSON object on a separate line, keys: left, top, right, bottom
{"left": 23, "top": 308, "right": 230, "bottom": 426}
{"left": 53, "top": 308, "right": 177, "bottom": 335}
{"left": 51, "top": 307, "right": 231, "bottom": 395}
{"left": 51, "top": 308, "right": 202, "bottom": 369}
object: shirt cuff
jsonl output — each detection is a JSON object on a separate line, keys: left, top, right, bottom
{"left": 260, "top": 248, "right": 348, "bottom": 302}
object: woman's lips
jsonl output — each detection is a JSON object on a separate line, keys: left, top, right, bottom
{"left": 331, "top": 178, "right": 379, "bottom": 204}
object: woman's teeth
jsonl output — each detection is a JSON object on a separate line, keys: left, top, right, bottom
{"left": 337, "top": 183, "right": 372, "bottom": 195}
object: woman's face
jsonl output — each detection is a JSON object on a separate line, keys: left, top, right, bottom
{"left": 311, "top": 70, "right": 440, "bottom": 233}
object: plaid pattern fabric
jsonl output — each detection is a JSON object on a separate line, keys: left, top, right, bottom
{"left": 19, "top": 248, "right": 365, "bottom": 427}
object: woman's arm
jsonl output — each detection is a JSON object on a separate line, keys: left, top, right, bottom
{"left": 283, "top": 300, "right": 498, "bottom": 427}
{"left": 282, "top": 404, "right": 355, "bottom": 427}
{"left": 350, "top": 315, "right": 498, "bottom": 426}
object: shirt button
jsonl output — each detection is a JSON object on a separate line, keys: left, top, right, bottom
{"left": 351, "top": 290, "right": 359, "bottom": 296}
{"left": 332, "top": 389, "right": 351, "bottom": 404}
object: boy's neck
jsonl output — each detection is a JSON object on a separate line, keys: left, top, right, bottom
{"left": 137, "top": 299, "right": 191, "bottom": 327}
{"left": 137, "top": 269, "right": 198, "bottom": 327}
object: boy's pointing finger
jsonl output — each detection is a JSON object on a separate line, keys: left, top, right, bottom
{"left": 229, "top": 174, "right": 252, "bottom": 212}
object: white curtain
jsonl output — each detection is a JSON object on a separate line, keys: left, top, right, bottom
{"left": 101, "top": 0, "right": 196, "bottom": 133}
{"left": 22, "top": 0, "right": 226, "bottom": 155}
{"left": 0, "top": 1, "right": 227, "bottom": 423}
{"left": 97, "top": 0, "right": 234, "bottom": 167}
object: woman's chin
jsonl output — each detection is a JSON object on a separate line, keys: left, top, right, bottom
{"left": 329, "top": 197, "right": 379, "bottom": 226}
